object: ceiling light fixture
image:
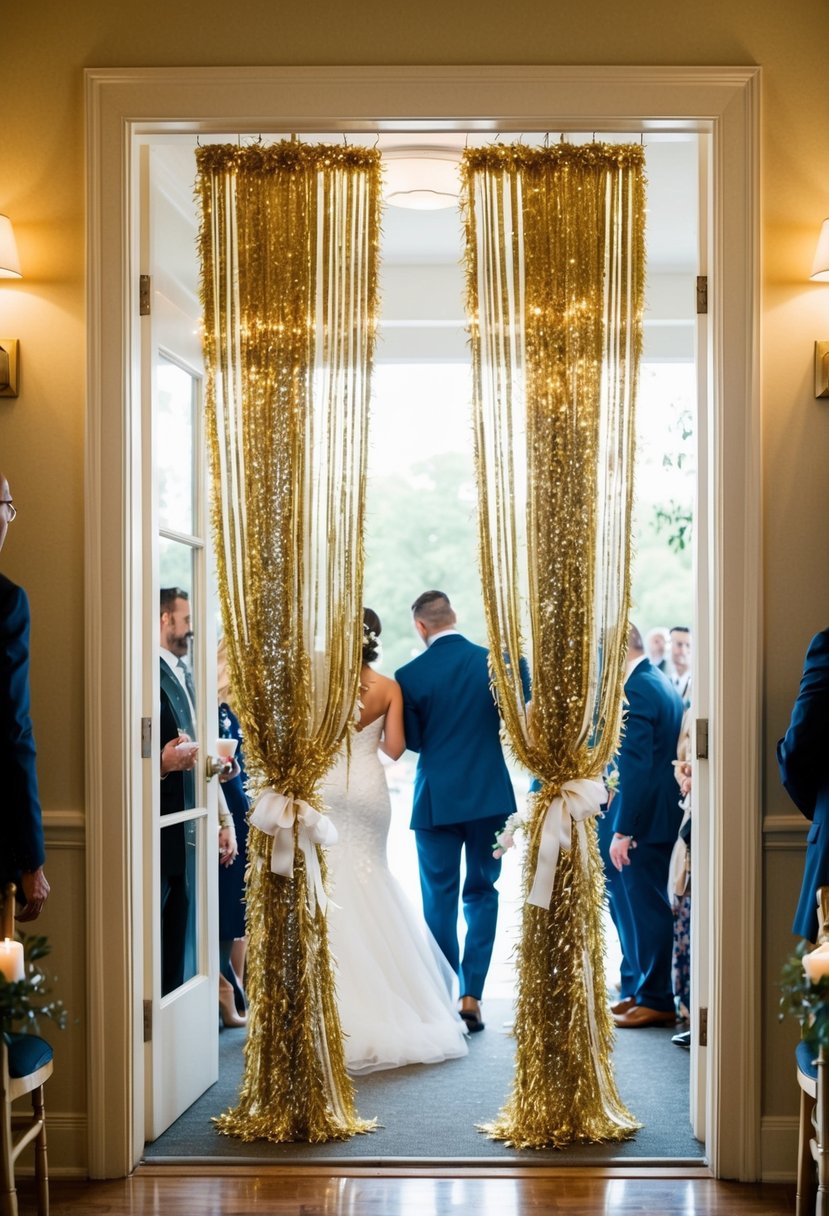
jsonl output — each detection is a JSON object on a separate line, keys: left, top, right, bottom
{"left": 382, "top": 146, "right": 461, "bottom": 211}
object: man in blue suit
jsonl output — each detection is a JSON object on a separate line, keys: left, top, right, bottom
{"left": 0, "top": 470, "right": 50, "bottom": 920}
{"left": 395, "top": 590, "right": 519, "bottom": 1033}
{"left": 778, "top": 628, "right": 829, "bottom": 943}
{"left": 605, "top": 623, "right": 684, "bottom": 1028}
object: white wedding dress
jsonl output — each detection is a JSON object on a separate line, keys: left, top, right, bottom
{"left": 322, "top": 715, "right": 469, "bottom": 1074}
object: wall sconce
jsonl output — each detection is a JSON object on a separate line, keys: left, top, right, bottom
{"left": 812, "top": 218, "right": 829, "bottom": 399}
{"left": 0, "top": 214, "right": 21, "bottom": 398}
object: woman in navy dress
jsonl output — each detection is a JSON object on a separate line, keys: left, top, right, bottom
{"left": 218, "top": 644, "right": 249, "bottom": 1026}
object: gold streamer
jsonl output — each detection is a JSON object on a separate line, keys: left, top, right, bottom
{"left": 461, "top": 142, "right": 646, "bottom": 1147}
{"left": 196, "top": 140, "right": 381, "bottom": 1141}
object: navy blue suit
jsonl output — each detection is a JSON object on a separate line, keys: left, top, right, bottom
{"left": 160, "top": 656, "right": 196, "bottom": 995}
{"left": 603, "top": 657, "right": 684, "bottom": 1011}
{"left": 0, "top": 574, "right": 45, "bottom": 891}
{"left": 395, "top": 633, "right": 518, "bottom": 999}
{"left": 778, "top": 629, "right": 829, "bottom": 942}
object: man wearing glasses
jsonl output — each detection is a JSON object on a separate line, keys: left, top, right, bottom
{"left": 0, "top": 472, "right": 50, "bottom": 920}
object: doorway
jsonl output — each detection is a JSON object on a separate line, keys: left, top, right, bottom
{"left": 84, "top": 64, "right": 761, "bottom": 1180}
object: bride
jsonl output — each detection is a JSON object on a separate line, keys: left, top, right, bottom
{"left": 322, "top": 608, "right": 469, "bottom": 1074}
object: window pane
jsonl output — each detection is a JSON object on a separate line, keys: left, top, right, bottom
{"left": 160, "top": 817, "right": 202, "bottom": 994}
{"left": 157, "top": 356, "right": 197, "bottom": 535}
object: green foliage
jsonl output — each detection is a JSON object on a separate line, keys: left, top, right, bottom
{"left": 0, "top": 933, "right": 68, "bottom": 1035}
{"left": 779, "top": 941, "right": 829, "bottom": 1049}
{"left": 630, "top": 512, "right": 693, "bottom": 635}
{"left": 364, "top": 451, "right": 487, "bottom": 674}
{"left": 654, "top": 501, "right": 694, "bottom": 554}
{"left": 364, "top": 445, "right": 694, "bottom": 674}
{"left": 650, "top": 404, "right": 694, "bottom": 554}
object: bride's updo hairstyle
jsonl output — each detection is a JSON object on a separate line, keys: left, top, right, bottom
{"left": 362, "top": 608, "right": 381, "bottom": 664}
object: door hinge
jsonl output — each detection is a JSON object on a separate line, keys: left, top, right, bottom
{"left": 696, "top": 274, "right": 708, "bottom": 315}
{"left": 698, "top": 1007, "right": 708, "bottom": 1048}
{"left": 143, "top": 999, "right": 152, "bottom": 1043}
{"left": 696, "top": 717, "right": 709, "bottom": 760}
{"left": 141, "top": 716, "right": 152, "bottom": 759}
{"left": 139, "top": 274, "right": 151, "bottom": 316}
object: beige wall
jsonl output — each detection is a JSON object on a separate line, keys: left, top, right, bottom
{"left": 2, "top": 0, "right": 827, "bottom": 1177}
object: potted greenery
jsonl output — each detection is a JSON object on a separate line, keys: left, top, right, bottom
{"left": 0, "top": 932, "right": 67, "bottom": 1036}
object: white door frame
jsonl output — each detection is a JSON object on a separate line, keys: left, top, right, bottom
{"left": 84, "top": 64, "right": 761, "bottom": 1179}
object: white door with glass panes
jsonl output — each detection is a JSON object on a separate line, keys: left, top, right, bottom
{"left": 141, "top": 143, "right": 221, "bottom": 1140}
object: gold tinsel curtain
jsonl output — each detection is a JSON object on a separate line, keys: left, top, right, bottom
{"left": 461, "top": 142, "right": 646, "bottom": 1148}
{"left": 196, "top": 140, "right": 381, "bottom": 1142}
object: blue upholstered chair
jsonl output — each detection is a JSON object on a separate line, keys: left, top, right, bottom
{"left": 795, "top": 886, "right": 829, "bottom": 1216}
{"left": 0, "top": 887, "right": 53, "bottom": 1216}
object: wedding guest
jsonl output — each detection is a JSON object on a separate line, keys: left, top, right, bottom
{"left": 669, "top": 625, "right": 692, "bottom": 707}
{"left": 159, "top": 587, "right": 199, "bottom": 995}
{"left": 608, "top": 623, "right": 685, "bottom": 1028}
{"left": 778, "top": 627, "right": 829, "bottom": 944}
{"left": 669, "top": 708, "right": 693, "bottom": 1047}
{"left": 217, "top": 637, "right": 247, "bottom": 1027}
{"left": 645, "top": 626, "right": 670, "bottom": 673}
{"left": 0, "top": 471, "right": 50, "bottom": 921}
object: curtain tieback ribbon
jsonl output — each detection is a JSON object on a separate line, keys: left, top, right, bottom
{"left": 249, "top": 789, "right": 338, "bottom": 917}
{"left": 527, "top": 778, "right": 606, "bottom": 910}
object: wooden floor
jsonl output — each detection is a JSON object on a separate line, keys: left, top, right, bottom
{"left": 24, "top": 1169, "right": 796, "bottom": 1214}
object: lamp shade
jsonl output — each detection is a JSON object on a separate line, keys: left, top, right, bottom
{"left": 0, "top": 215, "right": 21, "bottom": 279}
{"left": 811, "top": 218, "right": 829, "bottom": 283}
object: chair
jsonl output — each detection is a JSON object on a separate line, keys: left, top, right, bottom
{"left": 796, "top": 886, "right": 829, "bottom": 1216}
{"left": 0, "top": 884, "right": 53, "bottom": 1216}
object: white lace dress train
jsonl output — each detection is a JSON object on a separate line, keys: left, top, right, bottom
{"left": 322, "top": 716, "right": 468, "bottom": 1074}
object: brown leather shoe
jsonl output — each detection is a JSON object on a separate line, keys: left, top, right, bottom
{"left": 613, "top": 1004, "right": 677, "bottom": 1028}
{"left": 610, "top": 996, "right": 636, "bottom": 1015}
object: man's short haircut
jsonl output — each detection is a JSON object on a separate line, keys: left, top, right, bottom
{"left": 628, "top": 623, "right": 645, "bottom": 654}
{"left": 160, "top": 586, "right": 189, "bottom": 616}
{"left": 670, "top": 625, "right": 691, "bottom": 636}
{"left": 411, "top": 590, "right": 455, "bottom": 629}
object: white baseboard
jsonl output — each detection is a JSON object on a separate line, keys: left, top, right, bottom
{"left": 761, "top": 1115, "right": 798, "bottom": 1182}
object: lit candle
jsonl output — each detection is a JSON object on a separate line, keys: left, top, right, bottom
{"left": 803, "top": 942, "right": 829, "bottom": 982}
{"left": 215, "top": 737, "right": 238, "bottom": 761}
{"left": 0, "top": 937, "right": 24, "bottom": 983}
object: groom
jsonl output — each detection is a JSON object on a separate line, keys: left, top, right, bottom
{"left": 395, "top": 590, "right": 520, "bottom": 1033}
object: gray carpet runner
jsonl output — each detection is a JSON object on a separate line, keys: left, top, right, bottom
{"left": 143, "top": 999, "right": 705, "bottom": 1164}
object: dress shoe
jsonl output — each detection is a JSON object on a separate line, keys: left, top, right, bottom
{"left": 610, "top": 996, "right": 636, "bottom": 1015}
{"left": 459, "top": 1000, "right": 485, "bottom": 1033}
{"left": 672, "top": 1029, "right": 692, "bottom": 1049}
{"left": 613, "top": 1004, "right": 677, "bottom": 1028}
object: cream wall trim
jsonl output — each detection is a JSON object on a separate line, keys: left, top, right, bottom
{"left": 85, "top": 63, "right": 761, "bottom": 1180}
{"left": 764, "top": 815, "right": 809, "bottom": 851}
{"left": 43, "top": 810, "right": 86, "bottom": 849}
{"left": 85, "top": 67, "right": 138, "bottom": 1179}
{"left": 760, "top": 1117, "right": 798, "bottom": 1183}
{"left": 705, "top": 63, "right": 762, "bottom": 1182}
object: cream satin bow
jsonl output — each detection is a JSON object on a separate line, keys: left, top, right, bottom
{"left": 527, "top": 778, "right": 606, "bottom": 910}
{"left": 249, "top": 789, "right": 338, "bottom": 917}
